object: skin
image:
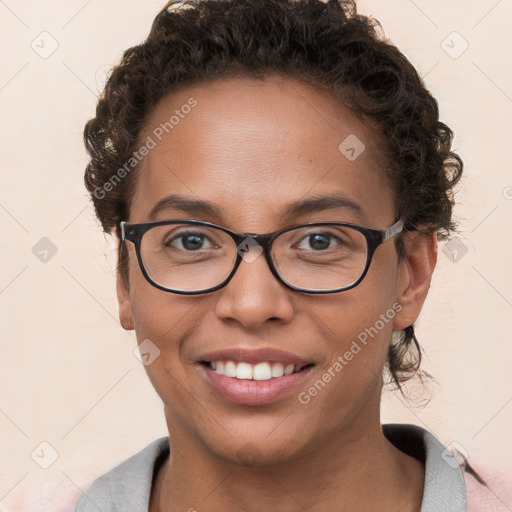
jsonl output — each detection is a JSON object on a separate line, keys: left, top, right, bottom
{"left": 116, "top": 75, "right": 437, "bottom": 512}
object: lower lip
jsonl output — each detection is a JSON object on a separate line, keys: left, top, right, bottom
{"left": 201, "top": 365, "right": 313, "bottom": 406}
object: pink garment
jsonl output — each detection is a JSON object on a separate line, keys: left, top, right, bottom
{"left": 463, "top": 463, "right": 512, "bottom": 511}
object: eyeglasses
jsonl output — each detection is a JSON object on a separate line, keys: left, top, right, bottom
{"left": 120, "top": 218, "right": 405, "bottom": 295}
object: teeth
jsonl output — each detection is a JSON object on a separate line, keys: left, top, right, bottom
{"left": 253, "top": 362, "right": 272, "bottom": 380}
{"left": 271, "top": 362, "right": 284, "bottom": 377}
{"left": 235, "top": 362, "right": 252, "bottom": 380}
{"left": 210, "top": 360, "right": 305, "bottom": 380}
{"left": 284, "top": 364, "right": 294, "bottom": 375}
{"left": 225, "top": 361, "right": 237, "bottom": 378}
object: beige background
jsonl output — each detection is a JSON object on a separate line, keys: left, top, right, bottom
{"left": 1, "top": 0, "right": 511, "bottom": 510}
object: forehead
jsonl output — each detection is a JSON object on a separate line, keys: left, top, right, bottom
{"left": 130, "top": 75, "right": 394, "bottom": 229}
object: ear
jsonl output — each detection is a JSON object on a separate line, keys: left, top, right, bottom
{"left": 116, "top": 271, "right": 134, "bottom": 331}
{"left": 393, "top": 231, "right": 437, "bottom": 330}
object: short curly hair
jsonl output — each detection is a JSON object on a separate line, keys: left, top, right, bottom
{"left": 83, "top": 0, "right": 462, "bottom": 390}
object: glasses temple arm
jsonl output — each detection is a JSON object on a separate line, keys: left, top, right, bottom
{"left": 382, "top": 218, "right": 405, "bottom": 241}
{"left": 120, "top": 221, "right": 126, "bottom": 241}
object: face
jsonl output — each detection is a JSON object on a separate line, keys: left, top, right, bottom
{"left": 117, "top": 75, "right": 433, "bottom": 465}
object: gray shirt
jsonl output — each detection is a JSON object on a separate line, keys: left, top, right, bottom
{"left": 75, "top": 423, "right": 467, "bottom": 511}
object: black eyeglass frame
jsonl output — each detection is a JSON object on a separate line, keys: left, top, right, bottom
{"left": 120, "top": 218, "right": 405, "bottom": 295}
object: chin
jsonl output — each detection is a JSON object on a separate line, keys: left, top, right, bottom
{"left": 201, "top": 429, "right": 310, "bottom": 468}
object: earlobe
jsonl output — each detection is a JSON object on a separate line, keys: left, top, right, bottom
{"left": 116, "top": 272, "right": 134, "bottom": 331}
{"left": 393, "top": 232, "right": 437, "bottom": 330}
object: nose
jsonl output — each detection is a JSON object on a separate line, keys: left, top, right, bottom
{"left": 214, "top": 247, "right": 295, "bottom": 329}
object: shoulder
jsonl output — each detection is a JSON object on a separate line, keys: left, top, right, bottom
{"left": 383, "top": 423, "right": 512, "bottom": 512}
{"left": 383, "top": 423, "right": 467, "bottom": 511}
{"left": 75, "top": 437, "right": 170, "bottom": 512}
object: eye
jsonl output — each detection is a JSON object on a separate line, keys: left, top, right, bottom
{"left": 296, "top": 231, "right": 341, "bottom": 251}
{"left": 165, "top": 231, "right": 216, "bottom": 251}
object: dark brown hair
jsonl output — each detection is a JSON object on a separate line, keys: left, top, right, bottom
{"left": 83, "top": 0, "right": 462, "bottom": 390}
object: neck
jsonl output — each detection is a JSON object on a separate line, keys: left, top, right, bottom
{"left": 152, "top": 404, "right": 424, "bottom": 512}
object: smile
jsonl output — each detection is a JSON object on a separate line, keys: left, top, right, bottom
{"left": 207, "top": 360, "right": 311, "bottom": 380}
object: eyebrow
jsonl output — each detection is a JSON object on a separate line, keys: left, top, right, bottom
{"left": 149, "top": 194, "right": 224, "bottom": 220}
{"left": 148, "top": 192, "right": 364, "bottom": 222}
{"left": 279, "top": 193, "right": 364, "bottom": 219}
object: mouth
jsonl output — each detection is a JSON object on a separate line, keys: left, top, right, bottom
{"left": 198, "top": 348, "right": 315, "bottom": 405}
{"left": 201, "top": 360, "right": 313, "bottom": 380}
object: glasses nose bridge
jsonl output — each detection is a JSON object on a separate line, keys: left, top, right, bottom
{"left": 232, "top": 231, "right": 277, "bottom": 260}
{"left": 229, "top": 231, "right": 280, "bottom": 280}
{"left": 238, "top": 231, "right": 275, "bottom": 247}
{"left": 225, "top": 231, "right": 286, "bottom": 290}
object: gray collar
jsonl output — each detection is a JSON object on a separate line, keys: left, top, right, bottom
{"left": 76, "top": 424, "right": 466, "bottom": 511}
{"left": 383, "top": 424, "right": 466, "bottom": 511}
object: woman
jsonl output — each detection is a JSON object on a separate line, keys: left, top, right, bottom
{"left": 76, "top": 0, "right": 474, "bottom": 510}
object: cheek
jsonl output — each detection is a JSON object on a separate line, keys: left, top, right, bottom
{"left": 130, "top": 291, "right": 208, "bottom": 425}
{"left": 313, "top": 296, "right": 395, "bottom": 381}
{"left": 127, "top": 263, "right": 202, "bottom": 381}
{"left": 306, "top": 257, "right": 400, "bottom": 403}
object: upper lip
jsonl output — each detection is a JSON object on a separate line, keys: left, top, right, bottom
{"left": 199, "top": 347, "right": 312, "bottom": 366}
